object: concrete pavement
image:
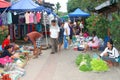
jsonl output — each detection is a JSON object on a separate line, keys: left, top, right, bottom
{"left": 21, "top": 48, "right": 120, "bottom": 80}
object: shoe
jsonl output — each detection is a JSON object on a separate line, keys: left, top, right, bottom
{"left": 51, "top": 52, "right": 55, "bottom": 54}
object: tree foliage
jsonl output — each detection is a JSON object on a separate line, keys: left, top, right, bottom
{"left": 56, "top": 2, "right": 61, "bottom": 15}
{"left": 67, "top": 0, "right": 107, "bottom": 13}
{"left": 86, "top": 14, "right": 109, "bottom": 38}
{"left": 86, "top": 14, "right": 120, "bottom": 49}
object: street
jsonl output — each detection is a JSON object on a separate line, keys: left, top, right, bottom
{"left": 21, "top": 48, "right": 120, "bottom": 80}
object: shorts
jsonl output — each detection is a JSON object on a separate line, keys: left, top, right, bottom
{"left": 58, "top": 37, "right": 63, "bottom": 44}
{"left": 36, "top": 37, "right": 42, "bottom": 48}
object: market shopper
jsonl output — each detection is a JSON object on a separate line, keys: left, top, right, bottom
{"left": 100, "top": 39, "right": 120, "bottom": 67}
{"left": 58, "top": 22, "right": 64, "bottom": 51}
{"left": 24, "top": 31, "right": 43, "bottom": 58}
{"left": 83, "top": 29, "right": 89, "bottom": 38}
{"left": 49, "top": 20, "right": 60, "bottom": 54}
{"left": 63, "top": 21, "right": 70, "bottom": 49}
{"left": 69, "top": 21, "right": 75, "bottom": 46}
{"left": 75, "top": 21, "right": 81, "bottom": 35}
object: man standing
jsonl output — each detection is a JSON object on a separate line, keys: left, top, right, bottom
{"left": 50, "top": 20, "right": 60, "bottom": 54}
{"left": 24, "top": 31, "right": 43, "bottom": 58}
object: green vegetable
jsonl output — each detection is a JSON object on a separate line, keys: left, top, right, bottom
{"left": 79, "top": 64, "right": 92, "bottom": 71}
{"left": 20, "top": 55, "right": 26, "bottom": 59}
{"left": 76, "top": 54, "right": 93, "bottom": 72}
{"left": 79, "top": 55, "right": 92, "bottom": 72}
{"left": 75, "top": 54, "right": 83, "bottom": 66}
{"left": 84, "top": 54, "right": 92, "bottom": 63}
{"left": 90, "top": 59, "right": 109, "bottom": 72}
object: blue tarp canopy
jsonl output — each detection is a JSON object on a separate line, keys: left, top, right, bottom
{"left": 10, "top": 0, "right": 40, "bottom": 11}
{"left": 44, "top": 8, "right": 52, "bottom": 14}
{"left": 69, "top": 8, "right": 90, "bottom": 17}
{"left": 32, "top": 6, "right": 45, "bottom": 12}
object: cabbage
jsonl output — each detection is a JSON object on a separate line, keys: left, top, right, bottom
{"left": 84, "top": 54, "right": 92, "bottom": 63}
{"left": 75, "top": 54, "right": 83, "bottom": 66}
{"left": 79, "top": 59, "right": 92, "bottom": 71}
{"left": 90, "top": 59, "right": 109, "bottom": 72}
{"left": 79, "top": 64, "right": 92, "bottom": 71}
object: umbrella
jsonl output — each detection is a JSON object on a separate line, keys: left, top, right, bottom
{"left": 0, "top": 0, "right": 11, "bottom": 8}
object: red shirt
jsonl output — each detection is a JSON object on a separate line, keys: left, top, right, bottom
{"left": 2, "top": 39, "right": 10, "bottom": 49}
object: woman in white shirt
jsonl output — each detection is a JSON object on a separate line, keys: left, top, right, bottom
{"left": 100, "top": 39, "right": 120, "bottom": 66}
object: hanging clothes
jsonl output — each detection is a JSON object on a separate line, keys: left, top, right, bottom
{"left": 32, "top": 24, "right": 35, "bottom": 31}
{"left": 29, "top": 24, "right": 33, "bottom": 32}
{"left": 25, "top": 24, "right": 28, "bottom": 34}
{"left": 43, "top": 12, "right": 49, "bottom": 25}
{"left": 8, "top": 24, "right": 15, "bottom": 41}
{"left": 7, "top": 11, "right": 12, "bottom": 24}
{"left": 1, "top": 12, "right": 7, "bottom": 25}
{"left": 19, "top": 15, "right": 25, "bottom": 24}
{"left": 34, "top": 12, "right": 37, "bottom": 24}
{"left": 27, "top": 24, "right": 30, "bottom": 33}
{"left": 48, "top": 13, "right": 54, "bottom": 25}
{"left": 24, "top": 24, "right": 27, "bottom": 35}
{"left": 0, "top": 16, "right": 2, "bottom": 26}
{"left": 12, "top": 12, "right": 19, "bottom": 24}
{"left": 29, "top": 12, "right": 34, "bottom": 23}
{"left": 36, "top": 12, "right": 41, "bottom": 23}
{"left": 36, "top": 23, "right": 42, "bottom": 32}
{"left": 20, "top": 24, "right": 24, "bottom": 39}
{"left": 25, "top": 12, "right": 30, "bottom": 24}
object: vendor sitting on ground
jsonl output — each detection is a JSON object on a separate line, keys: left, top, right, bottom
{"left": 84, "top": 31, "right": 99, "bottom": 51}
{"left": 0, "top": 45, "right": 15, "bottom": 58}
{"left": 83, "top": 29, "right": 89, "bottom": 38}
{"left": 24, "top": 31, "right": 43, "bottom": 58}
{"left": 2, "top": 34, "right": 19, "bottom": 51}
{"left": 100, "top": 39, "right": 120, "bottom": 66}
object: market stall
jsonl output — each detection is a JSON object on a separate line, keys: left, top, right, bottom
{"left": 69, "top": 8, "right": 90, "bottom": 18}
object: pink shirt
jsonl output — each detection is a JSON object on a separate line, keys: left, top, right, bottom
{"left": 88, "top": 36, "right": 99, "bottom": 47}
{"left": 29, "top": 12, "right": 34, "bottom": 23}
{"left": 36, "top": 12, "right": 41, "bottom": 23}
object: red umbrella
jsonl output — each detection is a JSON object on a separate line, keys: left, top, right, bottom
{"left": 0, "top": 0, "right": 11, "bottom": 8}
